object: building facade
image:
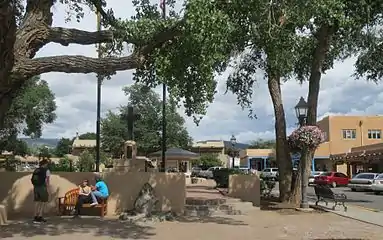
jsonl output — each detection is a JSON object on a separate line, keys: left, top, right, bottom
{"left": 190, "top": 140, "right": 249, "bottom": 167}
{"left": 240, "top": 115, "right": 383, "bottom": 174}
{"left": 71, "top": 133, "right": 96, "bottom": 156}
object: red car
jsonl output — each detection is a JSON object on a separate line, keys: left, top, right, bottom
{"left": 314, "top": 172, "right": 349, "bottom": 188}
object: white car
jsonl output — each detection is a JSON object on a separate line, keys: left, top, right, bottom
{"left": 372, "top": 173, "right": 383, "bottom": 195}
{"left": 261, "top": 168, "right": 279, "bottom": 180}
{"left": 348, "top": 172, "right": 378, "bottom": 191}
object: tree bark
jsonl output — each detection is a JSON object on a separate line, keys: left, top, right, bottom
{"left": 0, "top": 1, "right": 17, "bottom": 130}
{"left": 267, "top": 72, "right": 293, "bottom": 202}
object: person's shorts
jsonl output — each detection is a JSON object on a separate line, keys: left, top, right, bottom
{"left": 33, "top": 185, "right": 49, "bottom": 202}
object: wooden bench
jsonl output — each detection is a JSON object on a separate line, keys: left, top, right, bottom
{"left": 57, "top": 188, "right": 108, "bottom": 217}
{"left": 314, "top": 184, "right": 347, "bottom": 211}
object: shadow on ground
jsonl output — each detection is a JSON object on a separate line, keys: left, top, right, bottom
{"left": 175, "top": 215, "right": 247, "bottom": 226}
{"left": 307, "top": 193, "right": 373, "bottom": 203}
{"left": 0, "top": 217, "right": 155, "bottom": 239}
{"left": 260, "top": 197, "right": 326, "bottom": 215}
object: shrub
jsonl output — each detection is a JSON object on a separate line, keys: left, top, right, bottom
{"left": 260, "top": 177, "right": 276, "bottom": 197}
{"left": 213, "top": 168, "right": 243, "bottom": 188}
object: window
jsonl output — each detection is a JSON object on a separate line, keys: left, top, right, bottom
{"left": 320, "top": 172, "right": 332, "bottom": 176}
{"left": 354, "top": 173, "right": 376, "bottom": 179}
{"left": 368, "top": 129, "right": 381, "bottom": 139}
{"left": 342, "top": 129, "right": 356, "bottom": 139}
{"left": 335, "top": 172, "right": 347, "bottom": 178}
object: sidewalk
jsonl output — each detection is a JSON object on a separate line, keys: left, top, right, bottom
{"left": 309, "top": 199, "right": 383, "bottom": 227}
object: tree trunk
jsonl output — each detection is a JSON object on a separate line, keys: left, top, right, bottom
{"left": 267, "top": 72, "right": 293, "bottom": 202}
{"left": 0, "top": 2, "right": 17, "bottom": 130}
{"left": 303, "top": 24, "right": 336, "bottom": 189}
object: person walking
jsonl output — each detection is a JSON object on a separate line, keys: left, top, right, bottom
{"left": 30, "top": 159, "right": 50, "bottom": 223}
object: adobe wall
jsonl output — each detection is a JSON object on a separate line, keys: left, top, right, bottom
{"left": 0, "top": 172, "right": 186, "bottom": 220}
{"left": 228, "top": 174, "right": 260, "bottom": 207}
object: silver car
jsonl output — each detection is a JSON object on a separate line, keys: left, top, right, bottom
{"left": 372, "top": 173, "right": 383, "bottom": 195}
{"left": 348, "top": 173, "right": 379, "bottom": 191}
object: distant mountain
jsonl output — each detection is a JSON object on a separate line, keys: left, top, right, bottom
{"left": 19, "top": 138, "right": 60, "bottom": 148}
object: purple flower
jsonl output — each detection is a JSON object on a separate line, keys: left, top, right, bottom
{"left": 287, "top": 125, "right": 325, "bottom": 151}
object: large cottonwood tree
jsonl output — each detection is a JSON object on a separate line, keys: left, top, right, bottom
{"left": 0, "top": 0, "right": 235, "bottom": 129}
{"left": 226, "top": 0, "right": 382, "bottom": 203}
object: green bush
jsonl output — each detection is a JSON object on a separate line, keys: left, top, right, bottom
{"left": 260, "top": 178, "right": 276, "bottom": 197}
{"left": 213, "top": 168, "right": 243, "bottom": 188}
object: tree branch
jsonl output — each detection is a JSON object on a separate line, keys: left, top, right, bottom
{"left": 48, "top": 27, "right": 113, "bottom": 46}
{"left": 13, "top": 54, "right": 141, "bottom": 78}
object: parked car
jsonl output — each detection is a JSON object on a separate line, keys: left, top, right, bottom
{"left": 199, "top": 166, "right": 223, "bottom": 179}
{"left": 191, "top": 167, "right": 202, "bottom": 177}
{"left": 313, "top": 171, "right": 349, "bottom": 188}
{"left": 348, "top": 172, "right": 379, "bottom": 191}
{"left": 372, "top": 173, "right": 383, "bottom": 195}
{"left": 309, "top": 171, "right": 324, "bottom": 185}
{"left": 261, "top": 168, "right": 279, "bottom": 180}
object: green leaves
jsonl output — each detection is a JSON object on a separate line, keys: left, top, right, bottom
{"left": 101, "top": 83, "right": 192, "bottom": 157}
{"left": 2, "top": 76, "right": 56, "bottom": 139}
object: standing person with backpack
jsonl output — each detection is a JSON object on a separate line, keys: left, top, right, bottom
{"left": 30, "top": 159, "right": 51, "bottom": 223}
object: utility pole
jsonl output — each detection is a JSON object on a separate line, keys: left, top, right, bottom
{"left": 160, "top": 0, "right": 167, "bottom": 172}
{"left": 95, "top": 11, "right": 102, "bottom": 172}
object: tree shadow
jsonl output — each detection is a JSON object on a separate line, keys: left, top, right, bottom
{"left": 175, "top": 215, "right": 247, "bottom": 226}
{"left": 0, "top": 217, "right": 155, "bottom": 239}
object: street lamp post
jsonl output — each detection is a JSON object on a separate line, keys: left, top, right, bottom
{"left": 160, "top": 0, "right": 167, "bottom": 172}
{"left": 230, "top": 135, "right": 237, "bottom": 168}
{"left": 294, "top": 96, "right": 309, "bottom": 209}
{"left": 95, "top": 11, "right": 102, "bottom": 173}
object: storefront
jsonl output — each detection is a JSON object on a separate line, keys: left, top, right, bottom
{"left": 330, "top": 143, "right": 383, "bottom": 177}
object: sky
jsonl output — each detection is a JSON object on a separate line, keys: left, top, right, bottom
{"left": 37, "top": 1, "right": 383, "bottom": 143}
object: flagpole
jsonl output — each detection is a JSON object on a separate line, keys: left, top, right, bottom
{"left": 160, "top": 0, "right": 167, "bottom": 172}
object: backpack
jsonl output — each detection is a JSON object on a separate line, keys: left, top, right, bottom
{"left": 31, "top": 168, "right": 47, "bottom": 186}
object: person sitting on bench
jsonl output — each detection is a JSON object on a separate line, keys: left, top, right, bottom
{"left": 90, "top": 176, "right": 109, "bottom": 205}
{"left": 73, "top": 179, "right": 93, "bottom": 217}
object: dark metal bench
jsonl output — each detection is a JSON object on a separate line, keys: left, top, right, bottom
{"left": 314, "top": 184, "right": 347, "bottom": 211}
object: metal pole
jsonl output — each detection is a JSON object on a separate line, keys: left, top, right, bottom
{"left": 95, "top": 11, "right": 102, "bottom": 172}
{"left": 299, "top": 117, "right": 309, "bottom": 209}
{"left": 160, "top": 1, "right": 167, "bottom": 172}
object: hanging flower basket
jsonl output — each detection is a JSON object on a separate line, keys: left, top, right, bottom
{"left": 288, "top": 125, "right": 325, "bottom": 152}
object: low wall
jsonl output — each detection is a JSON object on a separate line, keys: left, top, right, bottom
{"left": 0, "top": 172, "right": 186, "bottom": 219}
{"left": 228, "top": 174, "right": 260, "bottom": 207}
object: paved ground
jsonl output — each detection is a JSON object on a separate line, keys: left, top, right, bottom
{"left": 274, "top": 183, "right": 383, "bottom": 211}
{"left": 1, "top": 208, "right": 383, "bottom": 240}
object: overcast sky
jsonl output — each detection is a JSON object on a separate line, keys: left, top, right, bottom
{"left": 37, "top": 1, "right": 383, "bottom": 143}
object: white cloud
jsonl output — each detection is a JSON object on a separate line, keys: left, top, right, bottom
{"left": 36, "top": 1, "right": 383, "bottom": 145}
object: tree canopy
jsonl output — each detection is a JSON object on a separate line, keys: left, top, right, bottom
{"left": 248, "top": 139, "right": 275, "bottom": 149}
{"left": 101, "top": 83, "right": 192, "bottom": 157}
{"left": 1, "top": 75, "right": 56, "bottom": 139}
{"left": 54, "top": 137, "right": 72, "bottom": 157}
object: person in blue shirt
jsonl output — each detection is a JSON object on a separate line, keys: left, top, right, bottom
{"left": 90, "top": 176, "right": 109, "bottom": 205}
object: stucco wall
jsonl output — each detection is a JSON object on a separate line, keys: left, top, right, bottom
{"left": 228, "top": 174, "right": 260, "bottom": 207}
{"left": 0, "top": 172, "right": 186, "bottom": 220}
